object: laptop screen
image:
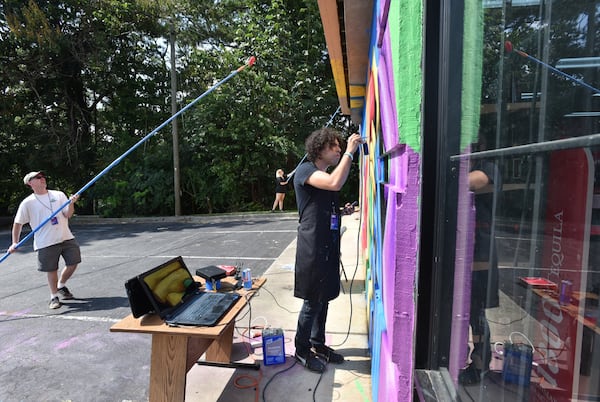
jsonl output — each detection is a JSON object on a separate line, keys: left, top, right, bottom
{"left": 125, "top": 275, "right": 154, "bottom": 318}
{"left": 138, "top": 256, "right": 196, "bottom": 316}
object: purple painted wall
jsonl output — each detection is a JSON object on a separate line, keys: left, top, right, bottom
{"left": 390, "top": 151, "right": 420, "bottom": 399}
{"left": 448, "top": 158, "right": 476, "bottom": 382}
{"left": 366, "top": 0, "right": 421, "bottom": 399}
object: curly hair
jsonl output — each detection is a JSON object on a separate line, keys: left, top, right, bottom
{"left": 305, "top": 127, "right": 344, "bottom": 162}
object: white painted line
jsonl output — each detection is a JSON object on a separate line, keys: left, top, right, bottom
{"left": 83, "top": 255, "right": 276, "bottom": 261}
{"left": 0, "top": 311, "right": 120, "bottom": 323}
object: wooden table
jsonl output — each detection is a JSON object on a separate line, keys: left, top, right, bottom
{"left": 530, "top": 287, "right": 599, "bottom": 380}
{"left": 531, "top": 287, "right": 599, "bottom": 334}
{"left": 110, "top": 276, "right": 266, "bottom": 402}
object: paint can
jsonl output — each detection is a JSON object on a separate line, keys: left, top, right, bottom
{"left": 205, "top": 279, "right": 221, "bottom": 291}
{"left": 262, "top": 328, "right": 286, "bottom": 365}
{"left": 502, "top": 342, "right": 533, "bottom": 386}
{"left": 559, "top": 280, "right": 572, "bottom": 305}
{"left": 242, "top": 268, "right": 252, "bottom": 290}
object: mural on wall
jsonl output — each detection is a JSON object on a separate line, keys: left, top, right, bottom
{"left": 359, "top": 0, "right": 424, "bottom": 401}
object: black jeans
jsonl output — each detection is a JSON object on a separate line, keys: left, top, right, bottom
{"left": 469, "top": 300, "right": 491, "bottom": 371}
{"left": 295, "top": 299, "right": 329, "bottom": 356}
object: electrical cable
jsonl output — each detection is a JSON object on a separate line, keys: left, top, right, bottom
{"left": 487, "top": 313, "right": 528, "bottom": 326}
{"left": 259, "top": 285, "right": 299, "bottom": 314}
{"left": 260, "top": 357, "right": 298, "bottom": 402}
{"left": 233, "top": 368, "right": 263, "bottom": 402}
{"left": 312, "top": 371, "right": 326, "bottom": 402}
{"left": 315, "top": 134, "right": 370, "bottom": 402}
{"left": 248, "top": 119, "right": 362, "bottom": 401}
{"left": 251, "top": 316, "right": 269, "bottom": 330}
{"left": 331, "top": 142, "right": 365, "bottom": 349}
{"left": 229, "top": 294, "right": 267, "bottom": 402}
{"left": 233, "top": 287, "right": 293, "bottom": 402}
{"left": 508, "top": 331, "right": 535, "bottom": 355}
{"left": 233, "top": 292, "right": 257, "bottom": 332}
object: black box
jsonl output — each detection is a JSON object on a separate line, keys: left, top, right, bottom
{"left": 195, "top": 265, "right": 227, "bottom": 281}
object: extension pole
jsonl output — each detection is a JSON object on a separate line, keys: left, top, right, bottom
{"left": 505, "top": 41, "right": 600, "bottom": 95}
{"left": 0, "top": 56, "right": 256, "bottom": 264}
{"left": 287, "top": 105, "right": 341, "bottom": 178}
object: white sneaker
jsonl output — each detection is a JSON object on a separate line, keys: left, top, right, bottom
{"left": 49, "top": 297, "right": 61, "bottom": 309}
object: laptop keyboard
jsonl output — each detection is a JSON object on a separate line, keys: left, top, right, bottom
{"left": 175, "top": 292, "right": 238, "bottom": 324}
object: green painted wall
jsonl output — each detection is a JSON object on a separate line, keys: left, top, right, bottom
{"left": 391, "top": 0, "right": 423, "bottom": 153}
{"left": 461, "top": 0, "right": 484, "bottom": 149}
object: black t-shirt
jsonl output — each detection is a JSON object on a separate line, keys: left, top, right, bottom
{"left": 275, "top": 176, "right": 287, "bottom": 193}
{"left": 472, "top": 160, "right": 501, "bottom": 261}
{"left": 471, "top": 159, "right": 501, "bottom": 308}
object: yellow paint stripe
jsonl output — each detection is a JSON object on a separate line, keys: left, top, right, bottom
{"left": 349, "top": 85, "right": 366, "bottom": 98}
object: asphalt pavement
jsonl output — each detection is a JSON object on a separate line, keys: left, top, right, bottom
{"left": 0, "top": 212, "right": 371, "bottom": 402}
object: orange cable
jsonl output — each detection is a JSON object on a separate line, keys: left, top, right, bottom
{"left": 234, "top": 369, "right": 263, "bottom": 402}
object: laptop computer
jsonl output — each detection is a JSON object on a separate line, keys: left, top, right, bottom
{"left": 125, "top": 275, "right": 154, "bottom": 318}
{"left": 134, "top": 256, "right": 241, "bottom": 327}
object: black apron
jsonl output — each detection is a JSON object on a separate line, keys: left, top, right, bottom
{"left": 293, "top": 163, "right": 341, "bottom": 302}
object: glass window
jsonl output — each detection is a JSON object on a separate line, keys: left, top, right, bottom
{"left": 445, "top": 1, "right": 600, "bottom": 400}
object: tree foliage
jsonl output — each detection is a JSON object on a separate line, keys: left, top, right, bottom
{"left": 0, "top": 0, "right": 347, "bottom": 217}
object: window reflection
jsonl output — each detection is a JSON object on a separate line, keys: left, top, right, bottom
{"left": 451, "top": 1, "right": 600, "bottom": 400}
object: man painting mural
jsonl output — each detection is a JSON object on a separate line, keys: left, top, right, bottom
{"left": 460, "top": 141, "right": 502, "bottom": 385}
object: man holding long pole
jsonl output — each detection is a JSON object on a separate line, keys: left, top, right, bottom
{"left": 0, "top": 56, "right": 255, "bottom": 265}
{"left": 8, "top": 171, "right": 81, "bottom": 309}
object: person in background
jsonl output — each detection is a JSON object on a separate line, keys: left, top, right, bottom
{"left": 271, "top": 169, "right": 289, "bottom": 212}
{"left": 8, "top": 171, "right": 81, "bottom": 310}
{"left": 459, "top": 148, "right": 502, "bottom": 385}
{"left": 292, "top": 127, "right": 362, "bottom": 373}
{"left": 341, "top": 201, "right": 358, "bottom": 215}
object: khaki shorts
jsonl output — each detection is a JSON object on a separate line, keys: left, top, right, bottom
{"left": 37, "top": 239, "right": 81, "bottom": 272}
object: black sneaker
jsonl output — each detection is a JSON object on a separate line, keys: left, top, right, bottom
{"left": 49, "top": 297, "right": 61, "bottom": 309}
{"left": 57, "top": 286, "right": 74, "bottom": 299}
{"left": 295, "top": 351, "right": 326, "bottom": 373}
{"left": 312, "top": 344, "right": 345, "bottom": 364}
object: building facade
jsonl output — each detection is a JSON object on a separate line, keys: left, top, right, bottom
{"left": 318, "top": 0, "right": 600, "bottom": 401}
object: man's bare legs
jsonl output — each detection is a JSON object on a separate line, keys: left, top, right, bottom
{"left": 47, "top": 264, "right": 77, "bottom": 294}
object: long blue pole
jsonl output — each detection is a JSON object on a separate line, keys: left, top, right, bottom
{"left": 506, "top": 41, "right": 600, "bottom": 94}
{"left": 287, "top": 105, "right": 341, "bottom": 178}
{"left": 1, "top": 57, "right": 256, "bottom": 264}
{"left": 521, "top": 53, "right": 600, "bottom": 94}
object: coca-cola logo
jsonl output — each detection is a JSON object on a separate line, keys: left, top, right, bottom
{"left": 535, "top": 297, "right": 563, "bottom": 388}
{"left": 534, "top": 210, "right": 564, "bottom": 389}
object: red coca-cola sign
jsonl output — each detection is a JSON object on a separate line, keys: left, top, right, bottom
{"left": 532, "top": 148, "right": 593, "bottom": 401}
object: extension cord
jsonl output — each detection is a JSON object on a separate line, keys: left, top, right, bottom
{"left": 250, "top": 337, "right": 263, "bottom": 349}
{"left": 249, "top": 328, "right": 263, "bottom": 349}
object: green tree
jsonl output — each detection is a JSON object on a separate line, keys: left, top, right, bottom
{"left": 0, "top": 0, "right": 344, "bottom": 217}
{"left": 0, "top": 0, "right": 168, "bottom": 215}
{"left": 176, "top": 0, "right": 340, "bottom": 212}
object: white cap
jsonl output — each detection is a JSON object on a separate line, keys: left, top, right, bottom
{"left": 23, "top": 171, "right": 43, "bottom": 185}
